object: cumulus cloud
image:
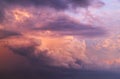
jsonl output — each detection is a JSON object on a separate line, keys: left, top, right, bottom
{"left": 0, "top": 0, "right": 106, "bottom": 70}
{"left": 0, "top": 1, "right": 113, "bottom": 79}
{"left": 97, "top": 34, "right": 120, "bottom": 49}
{"left": 0, "top": 0, "right": 120, "bottom": 79}
{"left": 85, "top": 34, "right": 120, "bottom": 69}
{"left": 4, "top": 35, "right": 88, "bottom": 69}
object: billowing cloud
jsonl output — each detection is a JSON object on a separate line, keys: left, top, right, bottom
{"left": 85, "top": 34, "right": 120, "bottom": 69}
{"left": 0, "top": 0, "right": 106, "bottom": 71}
{"left": 5, "top": 35, "right": 88, "bottom": 69}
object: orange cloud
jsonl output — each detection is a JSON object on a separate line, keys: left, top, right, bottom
{"left": 96, "top": 35, "right": 120, "bottom": 50}
{"left": 35, "top": 36, "right": 87, "bottom": 68}
{"left": 0, "top": 27, "right": 89, "bottom": 69}
{"left": 104, "top": 59, "right": 120, "bottom": 65}
{"left": 12, "top": 9, "right": 32, "bottom": 22}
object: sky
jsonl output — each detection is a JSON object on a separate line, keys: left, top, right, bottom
{"left": 0, "top": 0, "right": 120, "bottom": 79}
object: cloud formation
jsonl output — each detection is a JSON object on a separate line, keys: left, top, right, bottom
{"left": 0, "top": 0, "right": 96, "bottom": 9}
{"left": 0, "top": 0, "right": 106, "bottom": 71}
{"left": 34, "top": 17, "right": 106, "bottom": 37}
{"left": 5, "top": 35, "right": 88, "bottom": 69}
{"left": 0, "top": 29, "right": 20, "bottom": 39}
{"left": 2, "top": 0, "right": 119, "bottom": 79}
{"left": 0, "top": 0, "right": 104, "bottom": 23}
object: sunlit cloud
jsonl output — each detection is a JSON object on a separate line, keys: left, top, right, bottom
{"left": 0, "top": 0, "right": 120, "bottom": 79}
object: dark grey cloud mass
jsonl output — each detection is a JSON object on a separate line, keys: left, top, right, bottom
{"left": 0, "top": 0, "right": 102, "bottom": 24}
{"left": 8, "top": 45, "right": 53, "bottom": 65}
{"left": 34, "top": 17, "right": 106, "bottom": 37}
{"left": 0, "top": 0, "right": 92, "bottom": 9}
{"left": 2, "top": 45, "right": 120, "bottom": 79}
{"left": 8, "top": 43, "right": 85, "bottom": 68}
{"left": 9, "top": 46, "right": 36, "bottom": 57}
{"left": 0, "top": 29, "right": 21, "bottom": 39}
{"left": 0, "top": 9, "right": 4, "bottom": 23}
{"left": 0, "top": 0, "right": 103, "bottom": 22}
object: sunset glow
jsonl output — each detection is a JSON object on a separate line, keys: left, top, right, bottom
{"left": 0, "top": 0, "right": 120, "bottom": 79}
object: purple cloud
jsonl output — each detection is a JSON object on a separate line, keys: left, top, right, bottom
{"left": 33, "top": 17, "right": 106, "bottom": 37}
{"left": 0, "top": 29, "right": 21, "bottom": 39}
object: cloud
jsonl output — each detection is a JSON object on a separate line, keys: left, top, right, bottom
{"left": 1, "top": 40, "right": 120, "bottom": 79}
{"left": 0, "top": 29, "right": 21, "bottom": 39}
{"left": 0, "top": 9, "right": 4, "bottom": 23}
{"left": 0, "top": 0, "right": 119, "bottom": 79}
{"left": 8, "top": 46, "right": 56, "bottom": 66}
{"left": 9, "top": 46, "right": 35, "bottom": 57}
{"left": 0, "top": 0, "right": 99, "bottom": 10}
{"left": 0, "top": 0, "right": 104, "bottom": 24}
{"left": 4, "top": 35, "right": 88, "bottom": 69}
{"left": 33, "top": 17, "right": 106, "bottom": 37}
{"left": 85, "top": 34, "right": 120, "bottom": 69}
{"left": 1, "top": 6, "right": 106, "bottom": 38}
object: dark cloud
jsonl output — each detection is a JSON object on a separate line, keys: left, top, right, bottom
{"left": 8, "top": 40, "right": 87, "bottom": 69}
{"left": 1, "top": 44, "right": 120, "bottom": 79}
{"left": 1, "top": 67, "right": 120, "bottom": 79}
{"left": 0, "top": 0, "right": 111, "bottom": 79}
{"left": 0, "top": 0, "right": 104, "bottom": 26}
{"left": 9, "top": 46, "right": 35, "bottom": 57}
{"left": 0, "top": 0, "right": 102, "bottom": 22}
{"left": 0, "top": 9, "right": 4, "bottom": 23}
{"left": 0, "top": 29, "right": 21, "bottom": 39}
{"left": 8, "top": 45, "right": 55, "bottom": 66}
{"left": 0, "top": 0, "right": 95, "bottom": 10}
{"left": 0, "top": 3, "right": 6, "bottom": 23}
{"left": 33, "top": 17, "right": 106, "bottom": 37}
